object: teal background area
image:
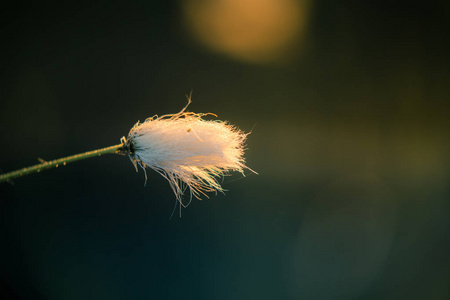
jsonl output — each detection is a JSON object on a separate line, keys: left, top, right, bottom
{"left": 1, "top": 1, "right": 449, "bottom": 299}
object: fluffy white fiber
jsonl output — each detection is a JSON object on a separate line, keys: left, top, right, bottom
{"left": 122, "top": 99, "right": 253, "bottom": 206}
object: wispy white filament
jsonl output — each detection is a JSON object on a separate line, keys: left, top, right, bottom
{"left": 122, "top": 99, "right": 253, "bottom": 206}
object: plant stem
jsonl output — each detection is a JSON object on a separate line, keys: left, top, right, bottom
{"left": 0, "top": 144, "right": 125, "bottom": 183}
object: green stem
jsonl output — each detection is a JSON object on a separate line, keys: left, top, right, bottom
{"left": 0, "top": 144, "right": 125, "bottom": 183}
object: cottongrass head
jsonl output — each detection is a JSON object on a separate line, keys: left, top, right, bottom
{"left": 121, "top": 98, "right": 255, "bottom": 207}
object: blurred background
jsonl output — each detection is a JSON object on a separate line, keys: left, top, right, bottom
{"left": 1, "top": 1, "right": 449, "bottom": 299}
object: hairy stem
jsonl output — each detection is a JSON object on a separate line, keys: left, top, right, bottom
{"left": 0, "top": 144, "right": 125, "bottom": 183}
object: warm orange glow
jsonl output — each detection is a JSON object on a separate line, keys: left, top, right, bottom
{"left": 181, "top": 0, "right": 311, "bottom": 65}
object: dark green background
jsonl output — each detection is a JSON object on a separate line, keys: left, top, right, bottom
{"left": 1, "top": 1, "right": 449, "bottom": 299}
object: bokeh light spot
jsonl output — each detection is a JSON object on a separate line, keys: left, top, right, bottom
{"left": 181, "top": 0, "right": 311, "bottom": 65}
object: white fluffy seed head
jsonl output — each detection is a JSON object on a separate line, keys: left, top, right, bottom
{"left": 122, "top": 99, "right": 253, "bottom": 205}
